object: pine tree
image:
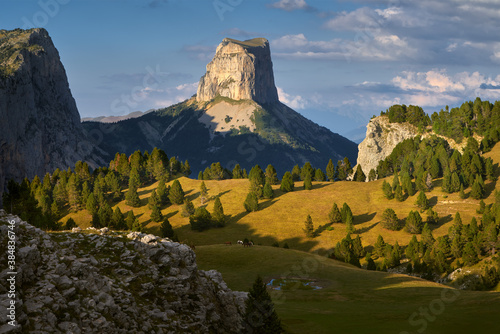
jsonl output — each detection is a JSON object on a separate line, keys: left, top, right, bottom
{"left": 291, "top": 165, "right": 301, "bottom": 181}
{"left": 98, "top": 202, "right": 113, "bottom": 227}
{"left": 463, "top": 242, "right": 479, "bottom": 266}
{"left": 300, "top": 162, "right": 314, "bottom": 181}
{"left": 459, "top": 184, "right": 466, "bottom": 199}
{"left": 421, "top": 223, "right": 435, "bottom": 248}
{"left": 249, "top": 165, "right": 265, "bottom": 186}
{"left": 265, "top": 164, "right": 278, "bottom": 185}
{"left": 67, "top": 174, "right": 81, "bottom": 212}
{"left": 345, "top": 214, "right": 355, "bottom": 234}
{"left": 209, "top": 162, "right": 224, "bottom": 180}
{"left": 303, "top": 214, "right": 314, "bottom": 237}
{"left": 212, "top": 196, "right": 225, "bottom": 227}
{"left": 353, "top": 165, "right": 366, "bottom": 182}
{"left": 199, "top": 181, "right": 208, "bottom": 204}
{"left": 160, "top": 218, "right": 174, "bottom": 238}
{"left": 450, "top": 172, "right": 461, "bottom": 193}
{"left": 280, "top": 172, "right": 294, "bottom": 192}
{"left": 314, "top": 168, "right": 326, "bottom": 182}
{"left": 470, "top": 176, "right": 484, "bottom": 199}
{"left": 451, "top": 236, "right": 462, "bottom": 259}
{"left": 382, "top": 208, "right": 399, "bottom": 231}
{"left": 169, "top": 180, "right": 185, "bottom": 205}
{"left": 448, "top": 212, "right": 463, "bottom": 242}
{"left": 148, "top": 190, "right": 160, "bottom": 210}
{"left": 181, "top": 199, "right": 195, "bottom": 217}
{"left": 392, "top": 171, "right": 400, "bottom": 190}
{"left": 65, "top": 217, "right": 77, "bottom": 230}
{"left": 189, "top": 207, "right": 212, "bottom": 231}
{"left": 242, "top": 275, "right": 283, "bottom": 334}
{"left": 303, "top": 173, "right": 313, "bottom": 190}
{"left": 415, "top": 191, "right": 429, "bottom": 210}
{"left": 157, "top": 176, "right": 169, "bottom": 205}
{"left": 262, "top": 181, "right": 274, "bottom": 199}
{"left": 125, "top": 177, "right": 141, "bottom": 207}
{"left": 426, "top": 208, "right": 439, "bottom": 225}
{"left": 150, "top": 203, "right": 163, "bottom": 222}
{"left": 405, "top": 210, "right": 423, "bottom": 234}
{"left": 111, "top": 207, "right": 126, "bottom": 230}
{"left": 50, "top": 201, "right": 60, "bottom": 220}
{"left": 366, "top": 253, "right": 376, "bottom": 270}
{"left": 368, "top": 169, "right": 377, "bottom": 182}
{"left": 328, "top": 203, "right": 342, "bottom": 224}
{"left": 232, "top": 164, "right": 243, "bottom": 179}
{"left": 198, "top": 171, "right": 203, "bottom": 180}
{"left": 374, "top": 235, "right": 386, "bottom": 258}
{"left": 352, "top": 235, "right": 365, "bottom": 257}
{"left": 244, "top": 192, "right": 259, "bottom": 212}
{"left": 395, "top": 184, "right": 405, "bottom": 202}
{"left": 125, "top": 211, "right": 137, "bottom": 230}
{"left": 326, "top": 159, "right": 335, "bottom": 182}
{"left": 182, "top": 160, "right": 191, "bottom": 177}
{"left": 341, "top": 203, "right": 353, "bottom": 224}
{"left": 382, "top": 180, "right": 394, "bottom": 199}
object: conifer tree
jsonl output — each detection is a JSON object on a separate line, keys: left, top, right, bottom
{"left": 232, "top": 164, "right": 243, "bottom": 179}
{"left": 98, "top": 202, "right": 113, "bottom": 227}
{"left": 345, "top": 214, "right": 355, "bottom": 234}
{"left": 244, "top": 192, "right": 259, "bottom": 212}
{"left": 303, "top": 214, "right": 314, "bottom": 237}
{"left": 401, "top": 171, "right": 414, "bottom": 196}
{"left": 463, "top": 242, "right": 479, "bottom": 266}
{"left": 392, "top": 171, "right": 400, "bottom": 190}
{"left": 249, "top": 165, "right": 265, "bottom": 186}
{"left": 426, "top": 208, "right": 439, "bottom": 225}
{"left": 157, "top": 176, "right": 169, "bottom": 205}
{"left": 421, "top": 223, "right": 435, "bottom": 248}
{"left": 374, "top": 235, "right": 386, "bottom": 258}
{"left": 198, "top": 171, "right": 203, "bottom": 180}
{"left": 262, "top": 181, "right": 274, "bottom": 199}
{"left": 265, "top": 164, "right": 279, "bottom": 185}
{"left": 326, "top": 159, "right": 335, "bottom": 182}
{"left": 125, "top": 211, "right": 136, "bottom": 230}
{"left": 459, "top": 184, "right": 466, "bottom": 199}
{"left": 395, "top": 184, "right": 405, "bottom": 202}
{"left": 242, "top": 276, "right": 283, "bottom": 334}
{"left": 169, "top": 180, "right": 185, "bottom": 205}
{"left": 353, "top": 165, "right": 366, "bottom": 182}
{"left": 67, "top": 174, "right": 81, "bottom": 212}
{"left": 382, "top": 180, "right": 394, "bottom": 199}
{"left": 366, "top": 253, "right": 376, "bottom": 270}
{"left": 182, "top": 160, "right": 191, "bottom": 177}
{"left": 337, "top": 160, "right": 347, "bottom": 181}
{"left": 382, "top": 208, "right": 399, "bottom": 231}
{"left": 368, "top": 169, "right": 377, "bottom": 182}
{"left": 451, "top": 236, "right": 462, "bottom": 259}
{"left": 65, "top": 217, "right": 77, "bottom": 230}
{"left": 341, "top": 203, "right": 353, "bottom": 223}
{"left": 125, "top": 176, "right": 141, "bottom": 207}
{"left": 405, "top": 211, "right": 423, "bottom": 234}
{"left": 352, "top": 235, "right": 365, "bottom": 257}
{"left": 189, "top": 207, "right": 212, "bottom": 231}
{"left": 415, "top": 191, "right": 429, "bottom": 210}
{"left": 111, "top": 207, "right": 126, "bottom": 230}
{"left": 199, "top": 181, "right": 208, "bottom": 205}
{"left": 148, "top": 190, "right": 160, "bottom": 210}
{"left": 50, "top": 201, "right": 60, "bottom": 220}
{"left": 328, "top": 203, "right": 342, "bottom": 224}
{"left": 300, "top": 162, "right": 314, "bottom": 181}
{"left": 450, "top": 172, "right": 461, "bottom": 193}
{"left": 280, "top": 172, "right": 294, "bottom": 192}
{"left": 291, "top": 165, "right": 301, "bottom": 181}
{"left": 212, "top": 196, "right": 226, "bottom": 227}
{"left": 448, "top": 212, "right": 463, "bottom": 242}
{"left": 150, "top": 202, "right": 163, "bottom": 222}
{"left": 181, "top": 199, "right": 195, "bottom": 217}
{"left": 314, "top": 168, "right": 326, "bottom": 182}
{"left": 303, "top": 173, "right": 313, "bottom": 190}
{"left": 470, "top": 176, "right": 484, "bottom": 199}
{"left": 160, "top": 217, "right": 174, "bottom": 238}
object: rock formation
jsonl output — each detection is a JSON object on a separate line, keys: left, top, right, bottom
{"left": 0, "top": 28, "right": 104, "bottom": 206}
{"left": 0, "top": 210, "right": 246, "bottom": 333}
{"left": 197, "top": 38, "right": 279, "bottom": 104}
{"left": 356, "top": 116, "right": 419, "bottom": 177}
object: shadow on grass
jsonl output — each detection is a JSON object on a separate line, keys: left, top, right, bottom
{"left": 484, "top": 180, "right": 497, "bottom": 198}
{"left": 314, "top": 222, "right": 333, "bottom": 237}
{"left": 429, "top": 196, "right": 439, "bottom": 207}
{"left": 355, "top": 212, "right": 377, "bottom": 225}
{"left": 355, "top": 222, "right": 379, "bottom": 234}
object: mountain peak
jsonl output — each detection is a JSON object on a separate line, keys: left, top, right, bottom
{"left": 196, "top": 37, "right": 279, "bottom": 104}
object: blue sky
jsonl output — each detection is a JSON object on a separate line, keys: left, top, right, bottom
{"left": 2, "top": 0, "right": 500, "bottom": 140}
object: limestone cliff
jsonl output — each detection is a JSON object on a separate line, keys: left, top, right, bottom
{"left": 0, "top": 28, "right": 104, "bottom": 206}
{"left": 197, "top": 38, "right": 279, "bottom": 104}
{"left": 356, "top": 116, "right": 419, "bottom": 177}
{"left": 0, "top": 210, "right": 246, "bottom": 333}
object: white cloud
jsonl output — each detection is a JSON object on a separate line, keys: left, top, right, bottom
{"left": 277, "top": 87, "right": 307, "bottom": 109}
{"left": 270, "top": 0, "right": 311, "bottom": 11}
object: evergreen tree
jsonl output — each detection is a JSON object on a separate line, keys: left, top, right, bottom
{"left": 450, "top": 172, "right": 461, "bottom": 193}
{"left": 459, "top": 184, "right": 466, "bottom": 199}
{"left": 353, "top": 165, "right": 366, "bottom": 182}
{"left": 470, "top": 176, "right": 484, "bottom": 200}
{"left": 98, "top": 202, "right": 113, "bottom": 227}
{"left": 157, "top": 176, "right": 169, "bottom": 205}
{"left": 405, "top": 236, "right": 420, "bottom": 262}
{"left": 199, "top": 181, "right": 208, "bottom": 205}
{"left": 406, "top": 210, "right": 423, "bottom": 234}
{"left": 67, "top": 174, "right": 81, "bottom": 212}
{"left": 374, "top": 235, "right": 386, "bottom": 258}
{"left": 463, "top": 242, "right": 479, "bottom": 266}
{"left": 442, "top": 169, "right": 452, "bottom": 193}
{"left": 150, "top": 203, "right": 163, "bottom": 222}
{"left": 291, "top": 165, "right": 301, "bottom": 181}
{"left": 382, "top": 180, "right": 394, "bottom": 199}
{"left": 198, "top": 171, "right": 203, "bottom": 180}
{"left": 352, "top": 235, "right": 365, "bottom": 257}
{"left": 448, "top": 212, "right": 463, "bottom": 242}
{"left": 395, "top": 184, "right": 405, "bottom": 202}
{"left": 244, "top": 192, "right": 259, "bottom": 212}
{"left": 212, "top": 196, "right": 226, "bottom": 227}
{"left": 249, "top": 165, "right": 265, "bottom": 186}
{"left": 421, "top": 223, "right": 435, "bottom": 248}
{"left": 65, "top": 217, "right": 77, "bottom": 230}
{"left": 303, "top": 173, "right": 313, "bottom": 190}
{"left": 182, "top": 160, "right": 191, "bottom": 177}
{"left": 148, "top": 190, "right": 160, "bottom": 210}
{"left": 160, "top": 218, "right": 174, "bottom": 238}
{"left": 328, "top": 203, "right": 342, "bottom": 224}
{"left": 341, "top": 203, "right": 353, "bottom": 223}
{"left": 209, "top": 162, "right": 224, "bottom": 180}
{"left": 326, "top": 159, "right": 335, "bottom": 182}
{"left": 415, "top": 191, "right": 429, "bottom": 210}
{"left": 262, "top": 181, "right": 274, "bottom": 199}
{"left": 392, "top": 171, "right": 400, "bottom": 190}
{"left": 382, "top": 208, "right": 399, "bottom": 231}
{"left": 125, "top": 211, "right": 136, "bottom": 230}
{"left": 265, "top": 164, "right": 279, "bottom": 185}
{"left": 50, "top": 201, "right": 60, "bottom": 220}
{"left": 169, "top": 180, "right": 185, "bottom": 205}
{"left": 345, "top": 214, "right": 355, "bottom": 234}
{"left": 366, "top": 253, "right": 376, "bottom": 270}
{"left": 303, "top": 215, "right": 314, "bottom": 237}
{"left": 181, "top": 199, "right": 195, "bottom": 217}
{"left": 426, "top": 208, "right": 439, "bottom": 225}
{"left": 111, "top": 207, "right": 126, "bottom": 230}
{"left": 314, "top": 168, "right": 326, "bottom": 182}
{"left": 337, "top": 160, "right": 347, "bottom": 181}
{"left": 242, "top": 276, "right": 283, "bottom": 334}
{"left": 189, "top": 207, "right": 212, "bottom": 231}
{"left": 368, "top": 169, "right": 377, "bottom": 182}
{"left": 401, "top": 172, "right": 414, "bottom": 196}
{"left": 451, "top": 236, "right": 462, "bottom": 259}
{"left": 125, "top": 176, "right": 141, "bottom": 207}
{"left": 300, "top": 162, "right": 314, "bottom": 181}
{"left": 280, "top": 172, "right": 294, "bottom": 192}
{"left": 232, "top": 164, "right": 243, "bottom": 179}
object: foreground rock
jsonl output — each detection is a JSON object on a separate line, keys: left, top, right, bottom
{"left": 0, "top": 210, "right": 246, "bottom": 333}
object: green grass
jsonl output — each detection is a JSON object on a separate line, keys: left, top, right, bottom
{"left": 196, "top": 245, "right": 500, "bottom": 334}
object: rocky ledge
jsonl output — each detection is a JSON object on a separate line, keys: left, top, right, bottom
{"left": 0, "top": 210, "right": 246, "bottom": 333}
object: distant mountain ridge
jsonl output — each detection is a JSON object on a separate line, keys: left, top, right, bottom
{"left": 82, "top": 37, "right": 358, "bottom": 173}
{"left": 81, "top": 110, "right": 154, "bottom": 123}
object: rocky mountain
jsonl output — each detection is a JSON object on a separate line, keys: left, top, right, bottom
{"left": 0, "top": 28, "right": 104, "bottom": 206}
{"left": 83, "top": 37, "right": 357, "bottom": 173}
{"left": 0, "top": 210, "right": 246, "bottom": 333}
{"left": 81, "top": 110, "right": 154, "bottom": 123}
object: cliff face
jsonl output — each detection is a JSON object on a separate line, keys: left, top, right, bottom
{"left": 197, "top": 38, "right": 279, "bottom": 104}
{"left": 356, "top": 116, "right": 419, "bottom": 177}
{"left": 0, "top": 28, "right": 103, "bottom": 205}
{"left": 0, "top": 210, "right": 246, "bottom": 333}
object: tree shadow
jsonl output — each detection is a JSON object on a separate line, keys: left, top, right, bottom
{"left": 430, "top": 214, "right": 453, "bottom": 230}
{"left": 484, "top": 180, "right": 497, "bottom": 198}
{"left": 355, "top": 222, "right": 379, "bottom": 234}
{"left": 354, "top": 212, "right": 377, "bottom": 225}
{"left": 313, "top": 222, "right": 333, "bottom": 237}
{"left": 429, "top": 196, "right": 438, "bottom": 207}
{"left": 165, "top": 210, "right": 179, "bottom": 219}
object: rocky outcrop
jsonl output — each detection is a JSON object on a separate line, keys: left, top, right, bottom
{"left": 197, "top": 38, "right": 279, "bottom": 104}
{"left": 0, "top": 210, "right": 246, "bottom": 333}
{"left": 356, "top": 116, "right": 419, "bottom": 177}
{"left": 0, "top": 28, "right": 104, "bottom": 206}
